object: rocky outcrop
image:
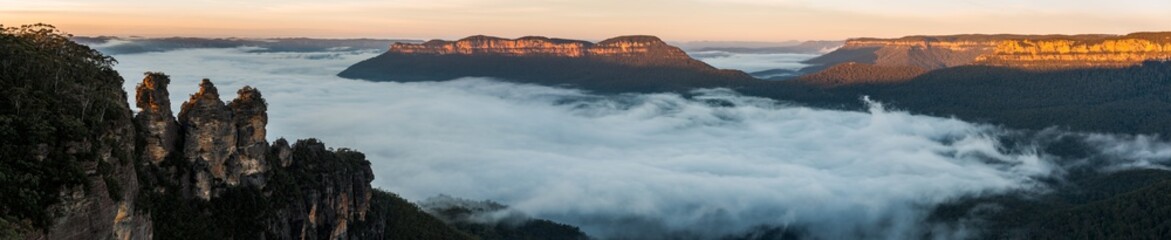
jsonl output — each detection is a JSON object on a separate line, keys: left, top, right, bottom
{"left": 807, "top": 32, "right": 1171, "bottom": 71}
{"left": 229, "top": 86, "right": 268, "bottom": 188}
{"left": 340, "top": 35, "right": 756, "bottom": 94}
{"left": 176, "top": 79, "right": 238, "bottom": 199}
{"left": 134, "top": 73, "right": 179, "bottom": 165}
{"left": 266, "top": 139, "right": 376, "bottom": 240}
{"left": 133, "top": 77, "right": 382, "bottom": 239}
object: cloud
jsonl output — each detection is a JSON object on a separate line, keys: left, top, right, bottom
{"left": 105, "top": 45, "right": 1171, "bottom": 239}
{"left": 688, "top": 50, "right": 816, "bottom": 73}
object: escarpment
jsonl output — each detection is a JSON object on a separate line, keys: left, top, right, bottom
{"left": 796, "top": 32, "right": 1171, "bottom": 87}
{"left": 339, "top": 35, "right": 755, "bottom": 94}
{"left": 807, "top": 32, "right": 1171, "bottom": 72}
{"left": 976, "top": 34, "right": 1171, "bottom": 69}
{"left": 386, "top": 35, "right": 692, "bottom": 64}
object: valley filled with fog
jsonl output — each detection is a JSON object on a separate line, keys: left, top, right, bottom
{"left": 100, "top": 44, "right": 1171, "bottom": 239}
{"left": 687, "top": 50, "right": 818, "bottom": 77}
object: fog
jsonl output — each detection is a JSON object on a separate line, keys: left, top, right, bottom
{"left": 688, "top": 50, "right": 817, "bottom": 74}
{"left": 103, "top": 46, "right": 1171, "bottom": 239}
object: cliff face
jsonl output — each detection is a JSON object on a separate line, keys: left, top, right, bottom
{"left": 809, "top": 32, "right": 1171, "bottom": 71}
{"left": 1, "top": 25, "right": 153, "bottom": 240}
{"left": 976, "top": 34, "right": 1171, "bottom": 69}
{"left": 339, "top": 35, "right": 755, "bottom": 94}
{"left": 388, "top": 35, "right": 690, "bottom": 62}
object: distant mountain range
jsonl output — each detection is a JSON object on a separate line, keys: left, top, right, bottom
{"left": 801, "top": 32, "right": 1171, "bottom": 74}
{"left": 781, "top": 32, "right": 1171, "bottom": 135}
{"left": 338, "top": 32, "right": 1171, "bottom": 137}
{"left": 73, "top": 36, "right": 421, "bottom": 54}
{"left": 693, "top": 40, "right": 844, "bottom": 54}
{"left": 332, "top": 32, "right": 1171, "bottom": 239}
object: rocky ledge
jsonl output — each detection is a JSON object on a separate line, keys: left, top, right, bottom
{"left": 809, "top": 32, "right": 1171, "bottom": 71}
{"left": 133, "top": 73, "right": 377, "bottom": 239}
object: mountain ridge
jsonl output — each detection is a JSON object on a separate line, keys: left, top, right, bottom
{"left": 339, "top": 34, "right": 757, "bottom": 93}
{"left": 806, "top": 32, "right": 1171, "bottom": 72}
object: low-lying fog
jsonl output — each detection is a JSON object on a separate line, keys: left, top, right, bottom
{"left": 100, "top": 44, "right": 1171, "bottom": 239}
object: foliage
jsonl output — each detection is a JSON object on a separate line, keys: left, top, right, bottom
{"left": 930, "top": 169, "right": 1171, "bottom": 239}
{"left": 0, "top": 23, "right": 131, "bottom": 232}
{"left": 744, "top": 61, "right": 1171, "bottom": 136}
{"left": 795, "top": 63, "right": 927, "bottom": 86}
{"left": 421, "top": 196, "right": 590, "bottom": 240}
{"left": 351, "top": 189, "right": 475, "bottom": 240}
{"left": 338, "top": 53, "right": 757, "bottom": 94}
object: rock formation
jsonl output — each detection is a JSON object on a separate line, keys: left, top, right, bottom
{"left": 3, "top": 26, "right": 469, "bottom": 240}
{"left": 134, "top": 73, "right": 179, "bottom": 165}
{"left": 384, "top": 35, "right": 704, "bottom": 68}
{"left": 133, "top": 76, "right": 380, "bottom": 239}
{"left": 807, "top": 32, "right": 1171, "bottom": 71}
{"left": 176, "top": 79, "right": 239, "bottom": 199}
{"left": 388, "top": 35, "right": 690, "bottom": 61}
{"left": 976, "top": 33, "right": 1171, "bottom": 69}
{"left": 229, "top": 86, "right": 269, "bottom": 188}
{"left": 339, "top": 35, "right": 756, "bottom": 94}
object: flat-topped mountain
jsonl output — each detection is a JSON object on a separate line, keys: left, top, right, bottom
{"left": 338, "top": 35, "right": 756, "bottom": 93}
{"left": 806, "top": 32, "right": 1171, "bottom": 72}
{"left": 773, "top": 32, "right": 1171, "bottom": 137}
{"left": 390, "top": 35, "right": 690, "bottom": 61}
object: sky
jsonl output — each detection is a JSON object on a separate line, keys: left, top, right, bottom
{"left": 4, "top": 0, "right": 1171, "bottom": 41}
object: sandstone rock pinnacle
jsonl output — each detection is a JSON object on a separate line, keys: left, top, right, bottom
{"left": 134, "top": 72, "right": 180, "bottom": 164}
{"left": 229, "top": 86, "right": 269, "bottom": 188}
{"left": 178, "top": 79, "right": 238, "bottom": 199}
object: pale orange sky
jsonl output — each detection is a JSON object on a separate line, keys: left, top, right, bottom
{"left": 3, "top": 0, "right": 1170, "bottom": 41}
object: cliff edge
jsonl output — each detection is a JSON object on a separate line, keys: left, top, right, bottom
{"left": 338, "top": 35, "right": 756, "bottom": 93}
{"left": 805, "top": 32, "right": 1171, "bottom": 72}
{"left": 797, "top": 32, "right": 1171, "bottom": 86}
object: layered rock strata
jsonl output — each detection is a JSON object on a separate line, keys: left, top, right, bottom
{"left": 809, "top": 32, "right": 1171, "bottom": 71}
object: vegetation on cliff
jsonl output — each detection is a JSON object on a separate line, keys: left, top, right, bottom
{"left": 759, "top": 61, "right": 1171, "bottom": 136}
{"left": 0, "top": 24, "right": 135, "bottom": 238}
{"left": 930, "top": 169, "right": 1171, "bottom": 239}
